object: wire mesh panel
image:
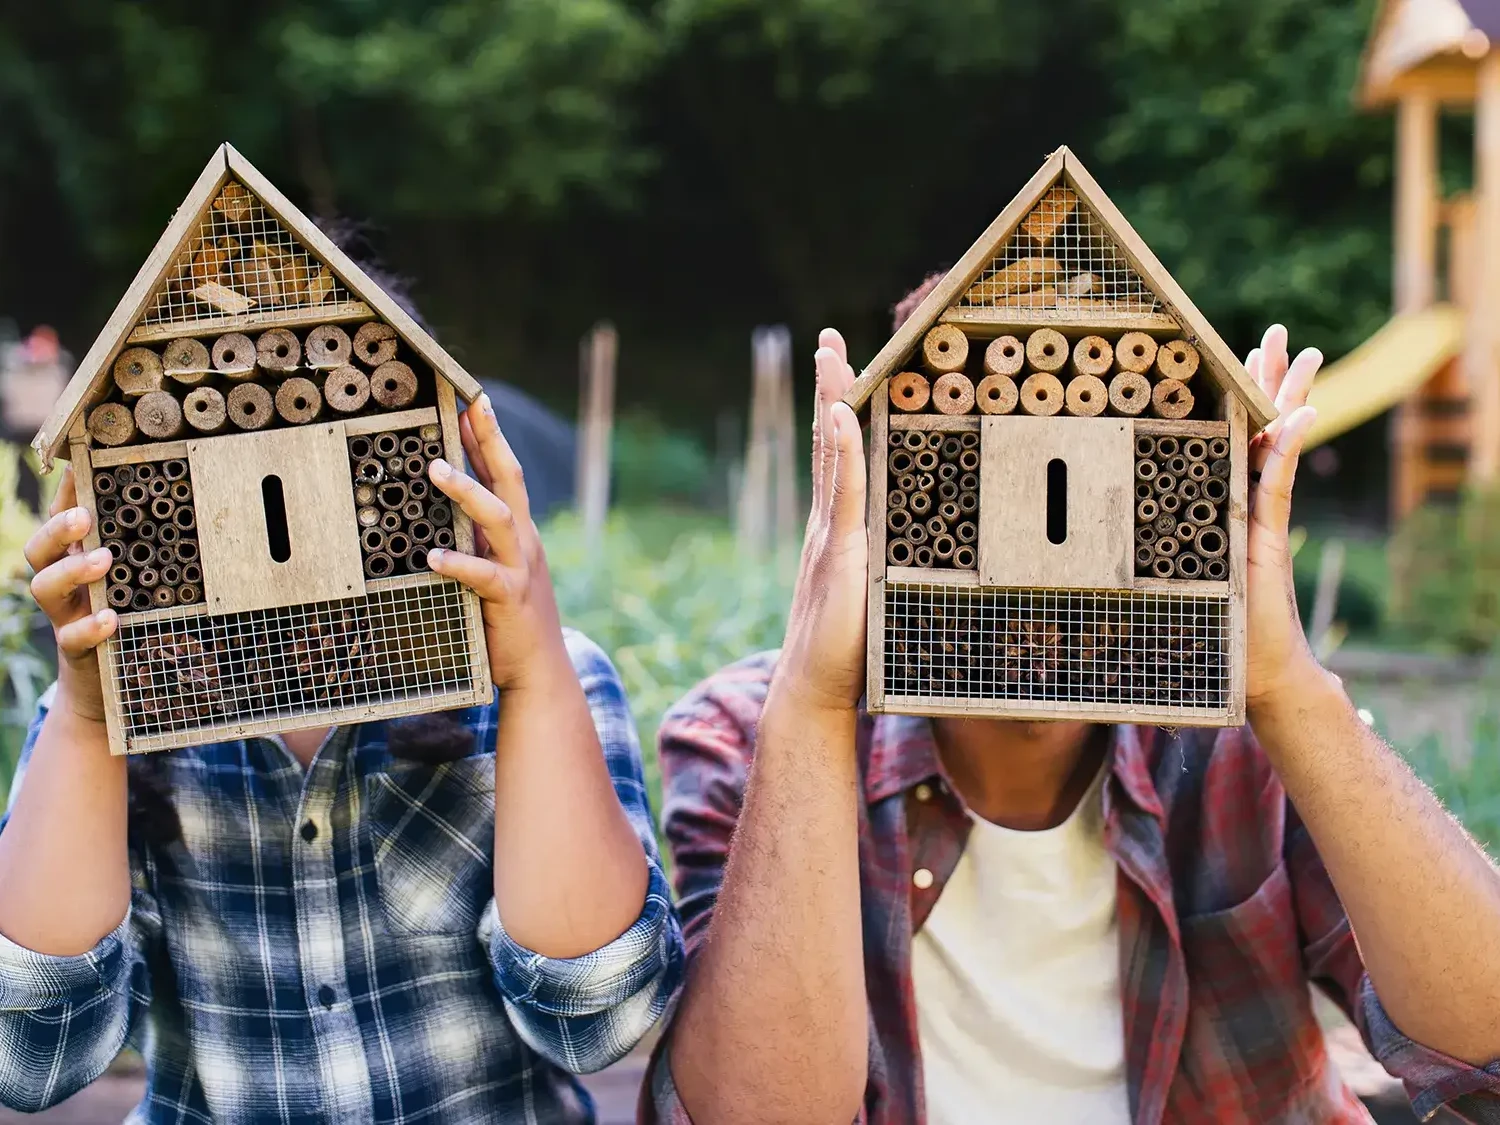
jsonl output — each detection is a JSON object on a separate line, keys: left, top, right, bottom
{"left": 959, "top": 182, "right": 1162, "bottom": 320}
{"left": 144, "top": 180, "right": 353, "bottom": 327}
{"left": 112, "top": 579, "right": 478, "bottom": 750}
{"left": 883, "top": 583, "right": 1228, "bottom": 710}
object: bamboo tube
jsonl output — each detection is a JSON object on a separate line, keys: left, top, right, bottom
{"left": 1209, "top": 459, "right": 1230, "bottom": 480}
{"left": 938, "top": 480, "right": 959, "bottom": 502}
{"left": 371, "top": 361, "right": 418, "bottom": 409}
{"left": 1182, "top": 438, "right": 1209, "bottom": 463}
{"left": 147, "top": 477, "right": 168, "bottom": 499}
{"left": 157, "top": 526, "right": 179, "bottom": 549}
{"left": 113, "top": 347, "right": 164, "bottom": 397}
{"left": 924, "top": 431, "right": 944, "bottom": 450}
{"left": 410, "top": 546, "right": 430, "bottom": 571}
{"left": 409, "top": 519, "right": 435, "bottom": 545}
{"left": 984, "top": 336, "right": 1025, "bottom": 378}
{"left": 896, "top": 472, "right": 918, "bottom": 494}
{"left": 1156, "top": 436, "right": 1180, "bottom": 457}
{"left": 177, "top": 540, "right": 200, "bottom": 562}
{"left": 110, "top": 561, "right": 134, "bottom": 586}
{"left": 1179, "top": 480, "right": 1201, "bottom": 502}
{"left": 958, "top": 490, "right": 977, "bottom": 515}
{"left": 909, "top": 491, "right": 933, "bottom": 516}
{"left": 1203, "top": 477, "right": 1228, "bottom": 504}
{"left": 256, "top": 328, "right": 302, "bottom": 375}
{"left": 975, "top": 374, "right": 1018, "bottom": 415}
{"left": 364, "top": 552, "right": 396, "bottom": 579}
{"left": 1019, "top": 372, "right": 1064, "bottom": 416}
{"left": 890, "top": 372, "right": 931, "bottom": 412}
{"left": 179, "top": 583, "right": 202, "bottom": 605}
{"left": 150, "top": 497, "right": 175, "bottom": 522}
{"left": 1070, "top": 336, "right": 1113, "bottom": 378}
{"left": 939, "top": 436, "right": 963, "bottom": 461}
{"left": 1135, "top": 458, "right": 1157, "bottom": 482}
{"left": 377, "top": 481, "right": 409, "bottom": 511}
{"left": 103, "top": 539, "right": 125, "bottom": 562}
{"left": 358, "top": 506, "right": 381, "bottom": 528}
{"left": 137, "top": 520, "right": 159, "bottom": 543}
{"left": 122, "top": 482, "right": 148, "bottom": 506}
{"left": 174, "top": 507, "right": 196, "bottom": 531}
{"left": 922, "top": 325, "right": 968, "bottom": 374}
{"left": 1134, "top": 435, "right": 1157, "bottom": 459}
{"left": 1151, "top": 379, "right": 1194, "bottom": 419}
{"left": 1208, "top": 436, "right": 1229, "bottom": 460}
{"left": 914, "top": 545, "right": 936, "bottom": 568}
{"left": 111, "top": 465, "right": 136, "bottom": 486}
{"left": 937, "top": 462, "right": 958, "bottom": 483}
{"left": 386, "top": 529, "right": 412, "bottom": 559}
{"left": 1187, "top": 500, "right": 1218, "bottom": 526}
{"left": 958, "top": 451, "right": 980, "bottom": 475}
{"left": 887, "top": 539, "right": 914, "bottom": 566}
{"left": 361, "top": 527, "right": 388, "bottom": 553}
{"left": 933, "top": 534, "right": 957, "bottom": 561}
{"left": 127, "top": 541, "right": 155, "bottom": 567}
{"left": 1108, "top": 372, "right": 1150, "bottom": 416}
{"left": 890, "top": 449, "right": 915, "bottom": 475}
{"left": 939, "top": 500, "right": 961, "bottom": 525}
{"left": 1136, "top": 525, "right": 1157, "bottom": 548}
{"left": 93, "top": 471, "right": 117, "bottom": 496}
{"left": 183, "top": 387, "right": 227, "bottom": 434}
{"left": 900, "top": 431, "right": 925, "bottom": 452}
{"left": 325, "top": 366, "right": 371, "bottom": 413}
{"left": 1114, "top": 332, "right": 1158, "bottom": 374}
{"left": 137, "top": 567, "right": 160, "bottom": 589}
{"left": 305, "top": 325, "right": 353, "bottom": 369}
{"left": 1174, "top": 521, "right": 1197, "bottom": 544}
{"left": 98, "top": 517, "right": 120, "bottom": 540}
{"left": 959, "top": 471, "right": 978, "bottom": 492}
{"left": 1025, "top": 328, "right": 1068, "bottom": 374}
{"left": 135, "top": 391, "right": 184, "bottom": 440}
{"left": 87, "top": 403, "right": 136, "bottom": 447}
{"left": 1064, "top": 374, "right": 1107, "bottom": 417}
{"left": 1185, "top": 460, "right": 1209, "bottom": 483}
{"left": 154, "top": 586, "right": 178, "bottom": 609}
{"left": 1137, "top": 497, "right": 1158, "bottom": 523}
{"left": 354, "top": 322, "right": 399, "bottom": 367}
{"left": 915, "top": 449, "right": 939, "bottom": 472}
{"left": 905, "top": 522, "right": 929, "bottom": 546}
{"left": 1164, "top": 454, "right": 1187, "bottom": 477}
{"left": 1175, "top": 553, "right": 1203, "bottom": 579}
{"left": 956, "top": 521, "right": 977, "bottom": 545}
{"left": 888, "top": 489, "right": 908, "bottom": 510}
{"left": 211, "top": 333, "right": 257, "bottom": 378}
{"left": 430, "top": 503, "right": 453, "bottom": 527}
{"left": 1203, "top": 557, "right": 1228, "bottom": 581}
{"left": 97, "top": 495, "right": 120, "bottom": 517}
{"left": 227, "top": 383, "right": 275, "bottom": 430}
{"left": 1137, "top": 545, "right": 1156, "bottom": 571}
{"left": 162, "top": 459, "right": 188, "bottom": 481}
{"left": 1152, "top": 473, "right": 1176, "bottom": 495}
{"left": 1153, "top": 513, "right": 1176, "bottom": 536}
{"left": 128, "top": 589, "right": 153, "bottom": 611}
{"left": 276, "top": 377, "right": 323, "bottom": 424}
{"left": 1159, "top": 493, "right": 1181, "bottom": 515}
{"left": 108, "top": 584, "right": 132, "bottom": 609}
{"left": 1151, "top": 555, "right": 1176, "bottom": 580}
{"left": 924, "top": 515, "right": 946, "bottom": 539}
{"left": 1154, "top": 535, "right": 1180, "bottom": 559}
{"left": 954, "top": 545, "right": 976, "bottom": 569}
{"left": 932, "top": 372, "right": 975, "bottom": 415}
{"left": 1154, "top": 339, "right": 1201, "bottom": 382}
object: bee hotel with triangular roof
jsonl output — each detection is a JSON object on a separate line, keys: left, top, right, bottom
{"left": 855, "top": 147, "right": 1273, "bottom": 728}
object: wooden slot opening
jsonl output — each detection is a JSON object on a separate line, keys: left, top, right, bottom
{"left": 1045, "top": 459, "right": 1067, "bottom": 545}
{"left": 261, "top": 475, "right": 292, "bottom": 562}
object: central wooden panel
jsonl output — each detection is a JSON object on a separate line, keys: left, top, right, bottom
{"left": 978, "top": 416, "right": 1134, "bottom": 589}
{"left": 188, "top": 423, "right": 365, "bottom": 614}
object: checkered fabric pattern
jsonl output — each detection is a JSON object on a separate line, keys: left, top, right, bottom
{"left": 646, "top": 651, "right": 1500, "bottom": 1124}
{"left": 0, "top": 630, "right": 682, "bottom": 1124}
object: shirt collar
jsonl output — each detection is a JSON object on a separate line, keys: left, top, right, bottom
{"left": 863, "top": 710, "right": 1165, "bottom": 822}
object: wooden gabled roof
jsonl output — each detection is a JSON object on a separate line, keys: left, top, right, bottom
{"left": 843, "top": 147, "right": 1277, "bottom": 432}
{"left": 34, "top": 143, "right": 483, "bottom": 469}
{"left": 1358, "top": 0, "right": 1495, "bottom": 106}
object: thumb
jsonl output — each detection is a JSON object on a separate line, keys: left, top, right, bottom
{"left": 1252, "top": 405, "right": 1316, "bottom": 540}
{"left": 827, "top": 402, "right": 867, "bottom": 541}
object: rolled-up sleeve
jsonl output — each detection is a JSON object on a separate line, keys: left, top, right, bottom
{"left": 0, "top": 698, "right": 155, "bottom": 1111}
{"left": 484, "top": 631, "right": 684, "bottom": 1074}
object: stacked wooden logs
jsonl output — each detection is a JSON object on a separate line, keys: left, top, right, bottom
{"left": 1132, "top": 433, "right": 1231, "bottom": 582}
{"left": 883, "top": 590, "right": 1227, "bottom": 707}
{"left": 85, "top": 321, "right": 422, "bottom": 447}
{"left": 93, "top": 460, "right": 202, "bottom": 612}
{"left": 884, "top": 429, "right": 980, "bottom": 570}
{"left": 349, "top": 425, "right": 454, "bottom": 579}
{"left": 889, "top": 325, "right": 1201, "bottom": 421}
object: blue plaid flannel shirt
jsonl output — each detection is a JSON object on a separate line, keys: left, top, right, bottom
{"left": 0, "top": 629, "right": 683, "bottom": 1124}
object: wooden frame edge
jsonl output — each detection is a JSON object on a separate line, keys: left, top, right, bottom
{"left": 867, "top": 393, "right": 889, "bottom": 710}
{"left": 71, "top": 440, "right": 130, "bottom": 755}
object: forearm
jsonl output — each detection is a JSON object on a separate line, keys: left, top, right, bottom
{"left": 0, "top": 703, "right": 130, "bottom": 955}
{"left": 1252, "top": 664, "right": 1500, "bottom": 1063}
{"left": 669, "top": 692, "right": 868, "bottom": 1125}
{"left": 491, "top": 645, "right": 649, "bottom": 959}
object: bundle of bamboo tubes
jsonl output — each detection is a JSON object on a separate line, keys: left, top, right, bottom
{"left": 94, "top": 460, "right": 203, "bottom": 613}
{"left": 885, "top": 428, "right": 979, "bottom": 570}
{"left": 883, "top": 588, "right": 1227, "bottom": 708}
{"left": 1132, "top": 433, "right": 1231, "bottom": 582}
{"left": 86, "top": 320, "right": 424, "bottom": 448}
{"left": 887, "top": 327, "right": 1202, "bottom": 422}
{"left": 348, "top": 424, "right": 454, "bottom": 579}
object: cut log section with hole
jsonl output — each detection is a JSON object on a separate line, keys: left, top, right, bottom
{"left": 353, "top": 322, "right": 399, "bottom": 367}
{"left": 256, "top": 328, "right": 302, "bottom": 375}
{"left": 889, "top": 372, "right": 931, "bottom": 413}
{"left": 212, "top": 333, "right": 257, "bottom": 378}
{"left": 1019, "top": 372, "right": 1064, "bottom": 417}
{"left": 161, "top": 338, "right": 212, "bottom": 386}
{"left": 984, "top": 336, "right": 1025, "bottom": 378}
{"left": 1114, "top": 332, "right": 1158, "bottom": 374}
{"left": 922, "top": 325, "right": 969, "bottom": 375}
{"left": 1064, "top": 375, "right": 1107, "bottom": 417}
{"left": 227, "top": 383, "right": 275, "bottom": 431}
{"left": 113, "top": 348, "right": 164, "bottom": 397}
{"left": 975, "top": 375, "right": 1017, "bottom": 415}
{"left": 324, "top": 365, "right": 371, "bottom": 413}
{"left": 1025, "top": 329, "right": 1068, "bottom": 374}
{"left": 1151, "top": 379, "right": 1194, "bottom": 420}
{"left": 1070, "top": 336, "right": 1113, "bottom": 379}
{"left": 1109, "top": 372, "right": 1150, "bottom": 416}
{"left": 1154, "top": 339, "right": 1201, "bottom": 383}
{"left": 371, "top": 362, "right": 418, "bottom": 409}
{"left": 87, "top": 403, "right": 137, "bottom": 447}
{"left": 305, "top": 325, "right": 353, "bottom": 369}
{"left": 134, "top": 391, "right": 184, "bottom": 440}
{"left": 275, "top": 377, "right": 323, "bottom": 425}
{"left": 932, "top": 373, "right": 976, "bottom": 415}
{"left": 183, "top": 387, "right": 228, "bottom": 434}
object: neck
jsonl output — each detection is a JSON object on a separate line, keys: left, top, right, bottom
{"left": 931, "top": 718, "right": 1107, "bottom": 831}
{"left": 280, "top": 727, "right": 332, "bottom": 768}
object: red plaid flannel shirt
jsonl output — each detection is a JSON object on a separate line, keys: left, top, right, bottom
{"left": 646, "top": 652, "right": 1500, "bottom": 1124}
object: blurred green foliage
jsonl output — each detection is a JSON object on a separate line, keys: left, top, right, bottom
{"left": 1399, "top": 714, "right": 1500, "bottom": 856}
{"left": 611, "top": 413, "right": 719, "bottom": 509}
{"left": 1389, "top": 492, "right": 1500, "bottom": 652}
{"left": 1292, "top": 534, "right": 1390, "bottom": 639}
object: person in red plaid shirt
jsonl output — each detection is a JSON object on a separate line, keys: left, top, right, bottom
{"left": 646, "top": 315, "right": 1500, "bottom": 1124}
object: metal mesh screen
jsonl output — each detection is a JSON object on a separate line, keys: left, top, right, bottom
{"left": 113, "top": 579, "right": 476, "bottom": 746}
{"left": 883, "top": 583, "right": 1228, "bottom": 710}
{"left": 960, "top": 183, "right": 1162, "bottom": 319}
{"left": 145, "top": 180, "right": 352, "bottom": 326}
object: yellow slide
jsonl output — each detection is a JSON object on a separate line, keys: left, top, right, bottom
{"left": 1302, "top": 304, "right": 1466, "bottom": 448}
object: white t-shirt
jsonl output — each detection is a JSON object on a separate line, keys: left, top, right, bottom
{"left": 911, "top": 765, "right": 1131, "bottom": 1124}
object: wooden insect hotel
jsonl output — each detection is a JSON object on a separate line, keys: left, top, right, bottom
{"left": 32, "top": 144, "right": 492, "bottom": 755}
{"left": 849, "top": 147, "right": 1277, "bottom": 727}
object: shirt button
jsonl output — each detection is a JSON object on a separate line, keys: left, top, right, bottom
{"left": 913, "top": 868, "right": 934, "bottom": 890}
{"left": 317, "top": 985, "right": 336, "bottom": 1010}
{"left": 300, "top": 820, "right": 318, "bottom": 843}
{"left": 914, "top": 784, "right": 933, "bottom": 803}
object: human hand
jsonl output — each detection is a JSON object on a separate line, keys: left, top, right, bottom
{"left": 24, "top": 466, "right": 117, "bottom": 722}
{"left": 768, "top": 329, "right": 868, "bottom": 716}
{"left": 426, "top": 394, "right": 568, "bottom": 692}
{"left": 1242, "top": 324, "right": 1326, "bottom": 718}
